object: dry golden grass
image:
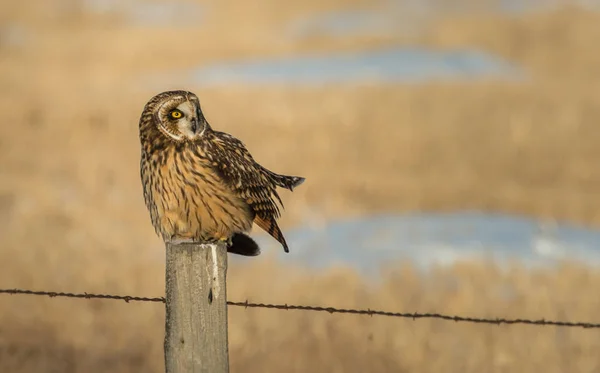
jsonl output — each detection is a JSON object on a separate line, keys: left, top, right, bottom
{"left": 1, "top": 256, "right": 600, "bottom": 373}
{"left": 2, "top": 1, "right": 600, "bottom": 372}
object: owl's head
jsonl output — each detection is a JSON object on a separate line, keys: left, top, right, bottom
{"left": 140, "top": 90, "right": 210, "bottom": 143}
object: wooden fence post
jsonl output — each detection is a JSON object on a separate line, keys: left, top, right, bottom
{"left": 164, "top": 242, "right": 229, "bottom": 373}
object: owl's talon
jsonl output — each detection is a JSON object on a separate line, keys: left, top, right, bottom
{"left": 216, "top": 236, "right": 233, "bottom": 247}
{"left": 196, "top": 236, "right": 232, "bottom": 247}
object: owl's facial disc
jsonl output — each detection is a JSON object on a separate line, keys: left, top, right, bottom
{"left": 158, "top": 99, "right": 206, "bottom": 141}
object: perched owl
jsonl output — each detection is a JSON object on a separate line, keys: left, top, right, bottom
{"left": 139, "top": 90, "right": 305, "bottom": 256}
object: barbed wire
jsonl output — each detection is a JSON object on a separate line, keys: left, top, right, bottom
{"left": 1, "top": 288, "right": 599, "bottom": 329}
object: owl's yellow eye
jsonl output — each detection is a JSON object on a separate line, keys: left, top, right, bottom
{"left": 170, "top": 110, "right": 183, "bottom": 119}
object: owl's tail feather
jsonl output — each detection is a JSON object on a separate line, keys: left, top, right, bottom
{"left": 227, "top": 233, "right": 261, "bottom": 256}
{"left": 265, "top": 170, "right": 306, "bottom": 191}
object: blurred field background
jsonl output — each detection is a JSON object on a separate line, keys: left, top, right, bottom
{"left": 2, "top": 0, "right": 600, "bottom": 372}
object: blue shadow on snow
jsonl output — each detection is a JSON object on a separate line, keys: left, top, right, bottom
{"left": 237, "top": 212, "right": 600, "bottom": 275}
{"left": 146, "top": 47, "right": 524, "bottom": 88}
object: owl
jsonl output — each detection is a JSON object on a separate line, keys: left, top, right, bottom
{"left": 138, "top": 90, "right": 305, "bottom": 256}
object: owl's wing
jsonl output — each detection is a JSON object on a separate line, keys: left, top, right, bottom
{"left": 208, "top": 131, "right": 290, "bottom": 252}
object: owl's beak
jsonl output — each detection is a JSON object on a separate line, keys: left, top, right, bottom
{"left": 190, "top": 118, "right": 198, "bottom": 133}
{"left": 193, "top": 105, "right": 210, "bottom": 136}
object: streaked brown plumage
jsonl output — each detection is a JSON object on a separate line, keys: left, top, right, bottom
{"left": 139, "top": 90, "right": 305, "bottom": 256}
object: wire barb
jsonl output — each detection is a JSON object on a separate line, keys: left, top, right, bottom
{"left": 1, "top": 288, "right": 599, "bottom": 329}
